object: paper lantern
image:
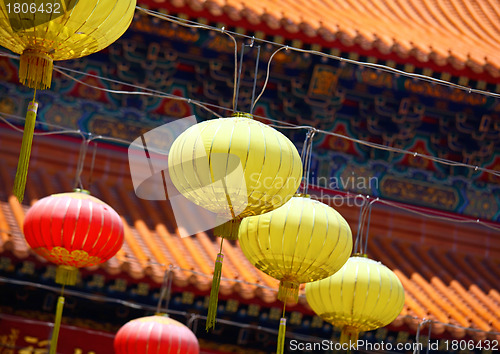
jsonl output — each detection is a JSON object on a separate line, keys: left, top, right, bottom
{"left": 305, "top": 256, "right": 405, "bottom": 347}
{"left": 23, "top": 190, "right": 124, "bottom": 283}
{"left": 0, "top": 0, "right": 136, "bottom": 90}
{"left": 114, "top": 315, "right": 200, "bottom": 354}
{"left": 238, "top": 195, "right": 353, "bottom": 353}
{"left": 23, "top": 189, "right": 124, "bottom": 354}
{"left": 168, "top": 113, "right": 302, "bottom": 239}
{"left": 0, "top": 0, "right": 136, "bottom": 202}
{"left": 168, "top": 113, "right": 303, "bottom": 330}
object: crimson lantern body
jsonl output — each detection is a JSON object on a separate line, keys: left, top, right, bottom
{"left": 23, "top": 191, "right": 124, "bottom": 284}
{"left": 114, "top": 316, "right": 200, "bottom": 354}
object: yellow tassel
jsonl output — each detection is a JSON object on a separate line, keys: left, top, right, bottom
{"left": 340, "top": 326, "right": 359, "bottom": 350}
{"left": 213, "top": 218, "right": 241, "bottom": 241}
{"left": 49, "top": 296, "right": 65, "bottom": 354}
{"left": 277, "top": 281, "right": 300, "bottom": 303}
{"left": 55, "top": 265, "right": 79, "bottom": 286}
{"left": 206, "top": 253, "right": 223, "bottom": 331}
{"left": 276, "top": 317, "right": 286, "bottom": 354}
{"left": 13, "top": 101, "right": 38, "bottom": 203}
{"left": 19, "top": 50, "right": 54, "bottom": 90}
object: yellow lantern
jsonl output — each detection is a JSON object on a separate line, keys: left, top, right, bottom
{"left": 238, "top": 195, "right": 353, "bottom": 353}
{"left": 168, "top": 113, "right": 302, "bottom": 238}
{"left": 305, "top": 256, "right": 405, "bottom": 347}
{"left": 0, "top": 0, "right": 136, "bottom": 202}
{"left": 0, "top": 0, "right": 136, "bottom": 90}
{"left": 168, "top": 113, "right": 303, "bottom": 330}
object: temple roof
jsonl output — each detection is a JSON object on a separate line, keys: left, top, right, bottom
{"left": 0, "top": 127, "right": 499, "bottom": 341}
{"left": 142, "top": 0, "right": 500, "bottom": 78}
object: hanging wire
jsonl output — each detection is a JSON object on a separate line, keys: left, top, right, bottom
{"left": 1, "top": 50, "right": 496, "bottom": 179}
{"left": 87, "top": 139, "right": 98, "bottom": 190}
{"left": 135, "top": 6, "right": 239, "bottom": 111}
{"left": 156, "top": 265, "right": 174, "bottom": 314}
{"left": 299, "top": 128, "right": 313, "bottom": 194}
{"left": 353, "top": 197, "right": 368, "bottom": 255}
{"left": 73, "top": 138, "right": 89, "bottom": 190}
{"left": 1, "top": 276, "right": 499, "bottom": 338}
{"left": 303, "top": 129, "right": 316, "bottom": 195}
{"left": 133, "top": 7, "right": 500, "bottom": 100}
{"left": 363, "top": 198, "right": 379, "bottom": 255}
{"left": 252, "top": 45, "right": 288, "bottom": 110}
{"left": 413, "top": 319, "right": 432, "bottom": 354}
{"left": 2, "top": 108, "right": 500, "bottom": 233}
{"left": 250, "top": 43, "right": 261, "bottom": 115}
{"left": 1, "top": 49, "right": 497, "bottom": 178}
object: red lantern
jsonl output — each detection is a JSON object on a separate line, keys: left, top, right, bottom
{"left": 23, "top": 189, "right": 124, "bottom": 354}
{"left": 23, "top": 189, "right": 124, "bottom": 285}
{"left": 114, "top": 315, "right": 200, "bottom": 354}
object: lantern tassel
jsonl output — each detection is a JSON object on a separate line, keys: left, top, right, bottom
{"left": 277, "top": 281, "right": 300, "bottom": 303}
{"left": 13, "top": 100, "right": 38, "bottom": 203}
{"left": 213, "top": 218, "right": 241, "bottom": 240}
{"left": 49, "top": 295, "right": 65, "bottom": 354}
{"left": 55, "top": 265, "right": 79, "bottom": 286}
{"left": 206, "top": 252, "right": 223, "bottom": 331}
{"left": 340, "top": 326, "right": 359, "bottom": 350}
{"left": 19, "top": 50, "right": 54, "bottom": 90}
{"left": 277, "top": 317, "right": 286, "bottom": 354}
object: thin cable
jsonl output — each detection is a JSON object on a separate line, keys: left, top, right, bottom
{"left": 250, "top": 44, "right": 261, "bottom": 114}
{"left": 0, "top": 277, "right": 498, "bottom": 337}
{"left": 53, "top": 67, "right": 224, "bottom": 118}
{"left": 88, "top": 140, "right": 98, "bottom": 190}
{"left": 135, "top": 6, "right": 239, "bottom": 110}
{"left": 50, "top": 64, "right": 500, "bottom": 178}
{"left": 363, "top": 198, "right": 377, "bottom": 254}
{"left": 353, "top": 196, "right": 368, "bottom": 254}
{"left": 375, "top": 198, "right": 500, "bottom": 232}
{"left": 132, "top": 10, "right": 500, "bottom": 100}
{"left": 73, "top": 138, "right": 89, "bottom": 190}
{"left": 252, "top": 45, "right": 288, "bottom": 110}
{"left": 304, "top": 129, "right": 316, "bottom": 194}
{"left": 0, "top": 114, "right": 83, "bottom": 138}
{"left": 1, "top": 47, "right": 500, "bottom": 178}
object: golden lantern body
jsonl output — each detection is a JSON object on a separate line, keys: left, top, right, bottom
{"left": 168, "top": 115, "right": 303, "bottom": 240}
{"left": 0, "top": 0, "right": 136, "bottom": 89}
{"left": 168, "top": 114, "right": 302, "bottom": 330}
{"left": 305, "top": 256, "right": 405, "bottom": 345}
{"left": 239, "top": 196, "right": 353, "bottom": 301}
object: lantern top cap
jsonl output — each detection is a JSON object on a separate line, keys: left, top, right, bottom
{"left": 294, "top": 193, "right": 311, "bottom": 198}
{"left": 231, "top": 112, "right": 253, "bottom": 119}
{"left": 73, "top": 188, "right": 90, "bottom": 195}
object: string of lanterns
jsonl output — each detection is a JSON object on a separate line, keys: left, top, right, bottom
{"left": 0, "top": 3, "right": 422, "bottom": 354}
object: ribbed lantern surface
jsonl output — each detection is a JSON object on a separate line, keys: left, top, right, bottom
{"left": 238, "top": 196, "right": 353, "bottom": 302}
{"left": 114, "top": 316, "right": 200, "bottom": 354}
{"left": 305, "top": 256, "right": 405, "bottom": 344}
{"left": 0, "top": 0, "right": 136, "bottom": 89}
{"left": 23, "top": 191, "right": 124, "bottom": 284}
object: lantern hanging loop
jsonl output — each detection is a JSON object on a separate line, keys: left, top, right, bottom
{"left": 135, "top": 6, "right": 238, "bottom": 111}
{"left": 252, "top": 46, "right": 288, "bottom": 110}
{"left": 156, "top": 265, "right": 174, "bottom": 315}
{"left": 233, "top": 40, "right": 262, "bottom": 113}
{"left": 300, "top": 128, "right": 317, "bottom": 195}
{"left": 362, "top": 197, "right": 379, "bottom": 255}
{"left": 87, "top": 138, "right": 98, "bottom": 190}
{"left": 73, "top": 135, "right": 91, "bottom": 190}
{"left": 413, "top": 319, "right": 432, "bottom": 354}
{"left": 353, "top": 195, "right": 368, "bottom": 255}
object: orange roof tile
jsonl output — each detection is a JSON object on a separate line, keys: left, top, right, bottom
{"left": 143, "top": 0, "right": 500, "bottom": 77}
{"left": 0, "top": 128, "right": 499, "bottom": 340}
